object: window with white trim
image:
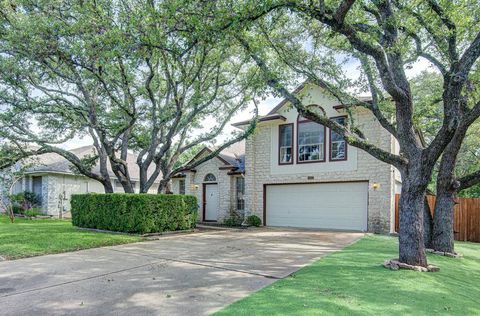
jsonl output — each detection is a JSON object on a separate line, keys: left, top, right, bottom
{"left": 298, "top": 120, "right": 325, "bottom": 162}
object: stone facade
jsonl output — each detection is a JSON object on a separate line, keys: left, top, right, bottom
{"left": 171, "top": 85, "right": 399, "bottom": 233}
{"left": 171, "top": 154, "right": 242, "bottom": 223}
{"left": 244, "top": 84, "right": 398, "bottom": 233}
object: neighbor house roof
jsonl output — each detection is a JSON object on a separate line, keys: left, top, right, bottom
{"left": 24, "top": 145, "right": 161, "bottom": 183}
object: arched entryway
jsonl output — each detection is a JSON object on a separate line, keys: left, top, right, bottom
{"left": 203, "top": 174, "right": 218, "bottom": 222}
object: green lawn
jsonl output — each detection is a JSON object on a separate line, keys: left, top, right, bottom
{"left": 216, "top": 235, "right": 480, "bottom": 316}
{"left": 0, "top": 215, "right": 142, "bottom": 260}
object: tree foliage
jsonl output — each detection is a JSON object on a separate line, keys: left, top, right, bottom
{"left": 0, "top": 0, "right": 259, "bottom": 193}
{"left": 187, "top": 0, "right": 480, "bottom": 267}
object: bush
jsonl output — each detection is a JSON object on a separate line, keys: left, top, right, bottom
{"left": 246, "top": 214, "right": 262, "bottom": 227}
{"left": 222, "top": 209, "right": 244, "bottom": 227}
{"left": 9, "top": 191, "right": 41, "bottom": 214}
{"left": 71, "top": 193, "right": 198, "bottom": 234}
{"left": 24, "top": 208, "right": 44, "bottom": 217}
{"left": 12, "top": 204, "right": 25, "bottom": 214}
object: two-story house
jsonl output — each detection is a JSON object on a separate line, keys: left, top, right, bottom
{"left": 173, "top": 83, "right": 401, "bottom": 233}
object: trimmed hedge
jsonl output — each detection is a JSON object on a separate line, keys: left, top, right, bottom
{"left": 71, "top": 193, "right": 198, "bottom": 234}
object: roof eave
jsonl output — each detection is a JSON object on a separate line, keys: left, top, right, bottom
{"left": 232, "top": 114, "right": 287, "bottom": 127}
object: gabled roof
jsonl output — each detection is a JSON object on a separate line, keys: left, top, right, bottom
{"left": 182, "top": 141, "right": 246, "bottom": 174}
{"left": 266, "top": 81, "right": 311, "bottom": 116}
{"left": 264, "top": 81, "right": 373, "bottom": 116}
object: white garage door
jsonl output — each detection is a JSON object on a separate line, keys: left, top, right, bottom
{"left": 265, "top": 182, "right": 368, "bottom": 231}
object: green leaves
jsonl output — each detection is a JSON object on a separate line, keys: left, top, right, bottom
{"left": 71, "top": 193, "right": 198, "bottom": 234}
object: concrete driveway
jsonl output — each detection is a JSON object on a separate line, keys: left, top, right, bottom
{"left": 0, "top": 227, "right": 363, "bottom": 316}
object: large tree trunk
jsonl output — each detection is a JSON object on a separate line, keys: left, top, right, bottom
{"left": 102, "top": 180, "right": 114, "bottom": 193}
{"left": 431, "top": 127, "right": 466, "bottom": 253}
{"left": 423, "top": 196, "right": 433, "bottom": 249}
{"left": 139, "top": 165, "right": 149, "bottom": 193}
{"left": 118, "top": 178, "right": 135, "bottom": 193}
{"left": 111, "top": 165, "right": 135, "bottom": 193}
{"left": 398, "top": 173, "right": 428, "bottom": 267}
{"left": 432, "top": 190, "right": 456, "bottom": 253}
{"left": 157, "top": 179, "right": 171, "bottom": 194}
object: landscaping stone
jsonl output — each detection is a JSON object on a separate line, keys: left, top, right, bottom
{"left": 383, "top": 259, "right": 439, "bottom": 272}
{"left": 426, "top": 248, "right": 462, "bottom": 258}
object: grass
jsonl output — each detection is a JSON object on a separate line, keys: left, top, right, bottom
{"left": 216, "top": 235, "right": 480, "bottom": 316}
{"left": 0, "top": 215, "right": 143, "bottom": 260}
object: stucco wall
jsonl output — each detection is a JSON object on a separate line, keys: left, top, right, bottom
{"left": 41, "top": 174, "right": 104, "bottom": 216}
{"left": 244, "top": 85, "right": 396, "bottom": 233}
{"left": 2, "top": 170, "right": 163, "bottom": 217}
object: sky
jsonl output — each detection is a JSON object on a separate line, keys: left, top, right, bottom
{"left": 60, "top": 57, "right": 435, "bottom": 150}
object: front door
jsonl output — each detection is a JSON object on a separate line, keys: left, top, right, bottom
{"left": 204, "top": 184, "right": 218, "bottom": 221}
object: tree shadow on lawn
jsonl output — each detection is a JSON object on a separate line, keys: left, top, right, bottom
{"left": 215, "top": 235, "right": 480, "bottom": 316}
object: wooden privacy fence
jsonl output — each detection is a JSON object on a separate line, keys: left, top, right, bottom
{"left": 395, "top": 194, "right": 480, "bottom": 243}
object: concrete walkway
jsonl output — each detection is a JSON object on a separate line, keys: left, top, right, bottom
{"left": 0, "top": 228, "right": 363, "bottom": 316}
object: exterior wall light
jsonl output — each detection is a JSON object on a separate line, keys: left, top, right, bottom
{"left": 372, "top": 183, "right": 381, "bottom": 190}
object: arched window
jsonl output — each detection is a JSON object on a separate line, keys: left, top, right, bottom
{"left": 204, "top": 173, "right": 216, "bottom": 182}
{"left": 298, "top": 104, "right": 326, "bottom": 121}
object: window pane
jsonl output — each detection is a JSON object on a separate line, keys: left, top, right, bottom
{"left": 331, "top": 117, "right": 346, "bottom": 160}
{"left": 331, "top": 142, "right": 346, "bottom": 160}
{"left": 236, "top": 177, "right": 245, "bottom": 194}
{"left": 280, "top": 125, "right": 292, "bottom": 146}
{"left": 279, "top": 125, "right": 293, "bottom": 163}
{"left": 298, "top": 121, "right": 324, "bottom": 161}
{"left": 236, "top": 177, "right": 245, "bottom": 211}
{"left": 204, "top": 173, "right": 216, "bottom": 182}
{"left": 179, "top": 180, "right": 185, "bottom": 195}
{"left": 280, "top": 147, "right": 292, "bottom": 164}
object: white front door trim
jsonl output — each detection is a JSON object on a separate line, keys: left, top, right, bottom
{"left": 203, "top": 183, "right": 219, "bottom": 221}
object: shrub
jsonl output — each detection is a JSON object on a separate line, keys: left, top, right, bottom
{"left": 246, "top": 214, "right": 262, "bottom": 227}
{"left": 71, "top": 193, "right": 198, "bottom": 234}
{"left": 9, "top": 191, "right": 41, "bottom": 213}
{"left": 222, "top": 209, "right": 243, "bottom": 227}
{"left": 12, "top": 204, "right": 25, "bottom": 214}
{"left": 23, "top": 191, "right": 41, "bottom": 207}
{"left": 24, "top": 208, "right": 44, "bottom": 217}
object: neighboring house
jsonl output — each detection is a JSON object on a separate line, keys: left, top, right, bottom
{"left": 6, "top": 146, "right": 162, "bottom": 216}
{"left": 172, "top": 83, "right": 401, "bottom": 233}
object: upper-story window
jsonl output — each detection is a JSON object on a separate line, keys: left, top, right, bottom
{"left": 297, "top": 105, "right": 326, "bottom": 163}
{"left": 279, "top": 123, "right": 293, "bottom": 164}
{"left": 204, "top": 173, "right": 216, "bottom": 182}
{"left": 330, "top": 116, "right": 347, "bottom": 161}
{"left": 179, "top": 179, "right": 186, "bottom": 195}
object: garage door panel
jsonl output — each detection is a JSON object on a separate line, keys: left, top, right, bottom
{"left": 266, "top": 182, "right": 368, "bottom": 231}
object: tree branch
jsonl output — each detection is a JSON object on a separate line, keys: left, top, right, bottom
{"left": 458, "top": 169, "right": 480, "bottom": 191}
{"left": 236, "top": 35, "right": 406, "bottom": 168}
